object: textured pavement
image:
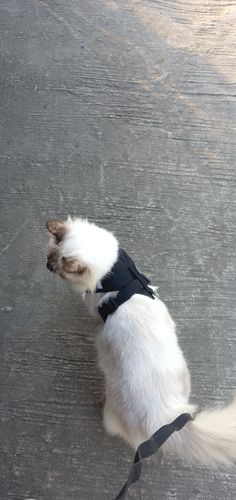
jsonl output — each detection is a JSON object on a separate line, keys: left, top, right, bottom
{"left": 0, "top": 1, "right": 236, "bottom": 499}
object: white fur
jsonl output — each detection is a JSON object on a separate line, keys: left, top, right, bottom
{"left": 51, "top": 218, "right": 236, "bottom": 465}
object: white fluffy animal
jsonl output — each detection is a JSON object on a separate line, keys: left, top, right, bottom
{"left": 46, "top": 217, "right": 236, "bottom": 465}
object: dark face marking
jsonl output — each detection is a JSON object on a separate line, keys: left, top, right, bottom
{"left": 46, "top": 220, "right": 87, "bottom": 281}
{"left": 62, "top": 257, "right": 86, "bottom": 275}
{"left": 46, "top": 261, "right": 54, "bottom": 272}
{"left": 46, "top": 249, "right": 59, "bottom": 273}
{"left": 46, "top": 251, "right": 86, "bottom": 279}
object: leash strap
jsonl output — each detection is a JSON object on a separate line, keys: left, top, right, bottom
{"left": 114, "top": 413, "right": 192, "bottom": 500}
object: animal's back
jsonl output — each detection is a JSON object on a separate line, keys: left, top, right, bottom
{"left": 97, "top": 294, "right": 191, "bottom": 446}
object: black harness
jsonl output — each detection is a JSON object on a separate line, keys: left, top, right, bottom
{"left": 95, "top": 248, "right": 155, "bottom": 322}
{"left": 92, "top": 248, "right": 192, "bottom": 498}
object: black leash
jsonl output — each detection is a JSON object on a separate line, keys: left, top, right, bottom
{"left": 114, "top": 413, "right": 192, "bottom": 500}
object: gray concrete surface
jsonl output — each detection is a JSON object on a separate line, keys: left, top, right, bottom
{"left": 0, "top": 1, "right": 236, "bottom": 499}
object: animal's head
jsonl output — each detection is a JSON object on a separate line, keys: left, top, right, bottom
{"left": 46, "top": 217, "right": 118, "bottom": 292}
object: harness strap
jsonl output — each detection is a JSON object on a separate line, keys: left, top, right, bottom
{"left": 122, "top": 252, "right": 150, "bottom": 288}
{"left": 98, "top": 279, "right": 154, "bottom": 323}
{"left": 114, "top": 412, "right": 192, "bottom": 500}
{"left": 94, "top": 248, "right": 155, "bottom": 322}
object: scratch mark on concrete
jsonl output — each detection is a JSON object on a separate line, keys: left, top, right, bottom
{"left": 34, "top": 0, "right": 81, "bottom": 41}
{"left": 0, "top": 221, "right": 28, "bottom": 258}
{"left": 37, "top": 87, "right": 80, "bottom": 97}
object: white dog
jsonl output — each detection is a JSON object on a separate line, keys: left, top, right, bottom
{"left": 46, "top": 217, "right": 236, "bottom": 465}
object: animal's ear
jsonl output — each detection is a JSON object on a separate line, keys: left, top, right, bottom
{"left": 46, "top": 220, "right": 66, "bottom": 242}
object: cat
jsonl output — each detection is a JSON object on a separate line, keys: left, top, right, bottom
{"left": 46, "top": 216, "right": 236, "bottom": 465}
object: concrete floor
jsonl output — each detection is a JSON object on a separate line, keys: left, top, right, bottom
{"left": 0, "top": 1, "right": 236, "bottom": 499}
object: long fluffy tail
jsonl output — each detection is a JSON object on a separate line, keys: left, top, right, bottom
{"left": 164, "top": 396, "right": 236, "bottom": 465}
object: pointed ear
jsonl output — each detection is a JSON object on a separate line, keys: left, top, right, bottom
{"left": 46, "top": 220, "right": 66, "bottom": 241}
